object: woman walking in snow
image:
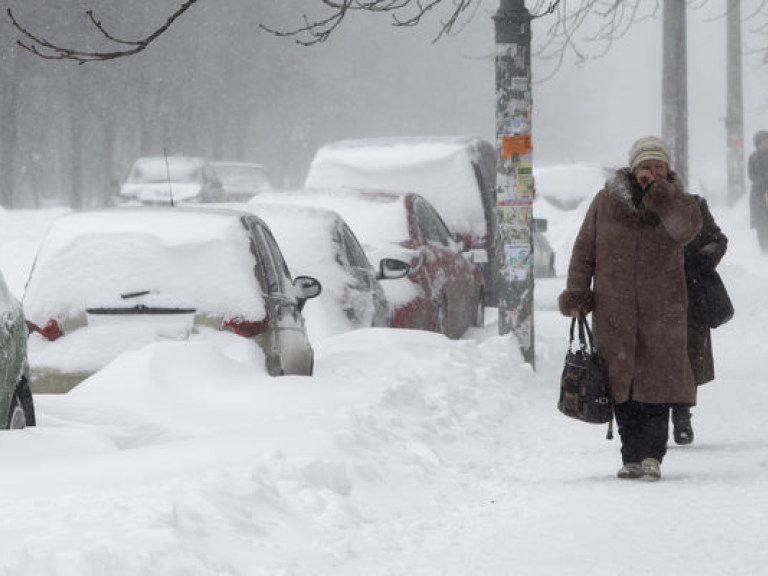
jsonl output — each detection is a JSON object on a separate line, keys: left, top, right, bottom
{"left": 671, "top": 196, "right": 728, "bottom": 445}
{"left": 558, "top": 136, "right": 702, "bottom": 481}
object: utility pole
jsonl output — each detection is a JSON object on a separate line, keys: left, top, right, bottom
{"left": 662, "top": 0, "right": 688, "bottom": 189}
{"left": 494, "top": 0, "right": 534, "bottom": 367}
{"left": 726, "top": 0, "right": 745, "bottom": 206}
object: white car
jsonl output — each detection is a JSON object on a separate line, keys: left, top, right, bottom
{"left": 250, "top": 189, "right": 485, "bottom": 340}
{"left": 118, "top": 156, "right": 226, "bottom": 206}
{"left": 533, "top": 218, "right": 556, "bottom": 278}
{"left": 24, "top": 207, "right": 321, "bottom": 393}
{"left": 208, "top": 202, "right": 409, "bottom": 340}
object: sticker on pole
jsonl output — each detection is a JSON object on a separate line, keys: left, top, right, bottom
{"left": 502, "top": 134, "right": 533, "bottom": 158}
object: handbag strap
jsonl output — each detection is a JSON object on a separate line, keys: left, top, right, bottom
{"left": 579, "top": 314, "right": 597, "bottom": 352}
{"left": 569, "top": 314, "right": 597, "bottom": 354}
{"left": 568, "top": 317, "right": 578, "bottom": 350}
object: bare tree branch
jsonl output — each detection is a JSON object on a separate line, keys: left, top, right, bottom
{"left": 11, "top": 0, "right": 765, "bottom": 77}
{"left": 260, "top": 0, "right": 478, "bottom": 46}
{"left": 7, "top": 0, "right": 200, "bottom": 64}
{"left": 531, "top": 0, "right": 662, "bottom": 83}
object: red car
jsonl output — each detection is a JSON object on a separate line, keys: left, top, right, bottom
{"left": 249, "top": 189, "right": 485, "bottom": 339}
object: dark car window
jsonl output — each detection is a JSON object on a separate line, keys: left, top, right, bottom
{"left": 472, "top": 161, "right": 496, "bottom": 236}
{"left": 246, "top": 218, "right": 292, "bottom": 295}
{"left": 247, "top": 227, "right": 278, "bottom": 293}
{"left": 340, "top": 224, "right": 371, "bottom": 270}
{"left": 415, "top": 199, "right": 451, "bottom": 247}
{"left": 260, "top": 225, "right": 293, "bottom": 295}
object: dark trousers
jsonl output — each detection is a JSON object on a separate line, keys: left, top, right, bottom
{"left": 614, "top": 399, "right": 669, "bottom": 464}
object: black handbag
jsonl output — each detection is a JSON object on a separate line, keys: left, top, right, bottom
{"left": 686, "top": 264, "right": 734, "bottom": 329}
{"left": 557, "top": 315, "right": 613, "bottom": 425}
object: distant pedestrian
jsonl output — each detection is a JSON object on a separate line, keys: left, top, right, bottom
{"left": 748, "top": 130, "right": 768, "bottom": 252}
{"left": 672, "top": 196, "right": 728, "bottom": 445}
{"left": 559, "top": 136, "right": 702, "bottom": 481}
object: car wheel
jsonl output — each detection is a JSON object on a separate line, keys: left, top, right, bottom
{"left": 266, "top": 353, "right": 283, "bottom": 377}
{"left": 7, "top": 395, "right": 26, "bottom": 430}
{"left": 7, "top": 378, "right": 35, "bottom": 429}
{"left": 474, "top": 291, "right": 485, "bottom": 328}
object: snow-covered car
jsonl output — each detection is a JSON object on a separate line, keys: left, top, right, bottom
{"left": 250, "top": 189, "right": 485, "bottom": 340}
{"left": 533, "top": 218, "right": 556, "bottom": 278}
{"left": 23, "top": 207, "right": 322, "bottom": 393}
{"left": 533, "top": 163, "right": 612, "bottom": 210}
{"left": 304, "top": 137, "right": 499, "bottom": 305}
{"left": 118, "top": 156, "right": 226, "bottom": 206}
{"left": 212, "top": 161, "right": 273, "bottom": 202}
{"left": 206, "top": 202, "right": 409, "bottom": 340}
{"left": 0, "top": 267, "right": 35, "bottom": 428}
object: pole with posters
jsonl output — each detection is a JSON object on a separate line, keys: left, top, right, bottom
{"left": 494, "top": 0, "right": 534, "bottom": 367}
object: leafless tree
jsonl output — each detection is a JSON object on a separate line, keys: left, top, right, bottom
{"left": 261, "top": 0, "right": 478, "bottom": 46}
{"left": 7, "top": 0, "right": 199, "bottom": 64}
{"left": 3, "top": 1, "right": 569, "bottom": 63}
{"left": 7, "top": 0, "right": 484, "bottom": 62}
{"left": 530, "top": 1, "right": 661, "bottom": 81}
{"left": 8, "top": 0, "right": 768, "bottom": 67}
{"left": 0, "top": 0, "right": 693, "bottom": 70}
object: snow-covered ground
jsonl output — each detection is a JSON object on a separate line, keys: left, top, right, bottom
{"left": 0, "top": 189, "right": 765, "bottom": 575}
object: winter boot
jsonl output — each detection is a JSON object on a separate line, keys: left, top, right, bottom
{"left": 640, "top": 458, "right": 661, "bottom": 481}
{"left": 672, "top": 405, "right": 694, "bottom": 445}
{"left": 617, "top": 462, "right": 642, "bottom": 479}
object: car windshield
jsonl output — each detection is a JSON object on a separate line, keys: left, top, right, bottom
{"left": 127, "top": 158, "right": 203, "bottom": 184}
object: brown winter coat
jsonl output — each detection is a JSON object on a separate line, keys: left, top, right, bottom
{"left": 559, "top": 169, "right": 702, "bottom": 405}
{"left": 685, "top": 196, "right": 728, "bottom": 386}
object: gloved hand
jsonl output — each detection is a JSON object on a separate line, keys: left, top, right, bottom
{"left": 558, "top": 290, "right": 594, "bottom": 318}
{"left": 643, "top": 178, "right": 675, "bottom": 206}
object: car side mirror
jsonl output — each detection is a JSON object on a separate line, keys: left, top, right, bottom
{"left": 294, "top": 275, "right": 322, "bottom": 311}
{"left": 377, "top": 258, "right": 410, "bottom": 280}
{"left": 533, "top": 218, "right": 548, "bottom": 233}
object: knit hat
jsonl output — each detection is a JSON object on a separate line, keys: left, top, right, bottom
{"left": 628, "top": 136, "right": 672, "bottom": 171}
{"left": 754, "top": 130, "right": 768, "bottom": 148}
